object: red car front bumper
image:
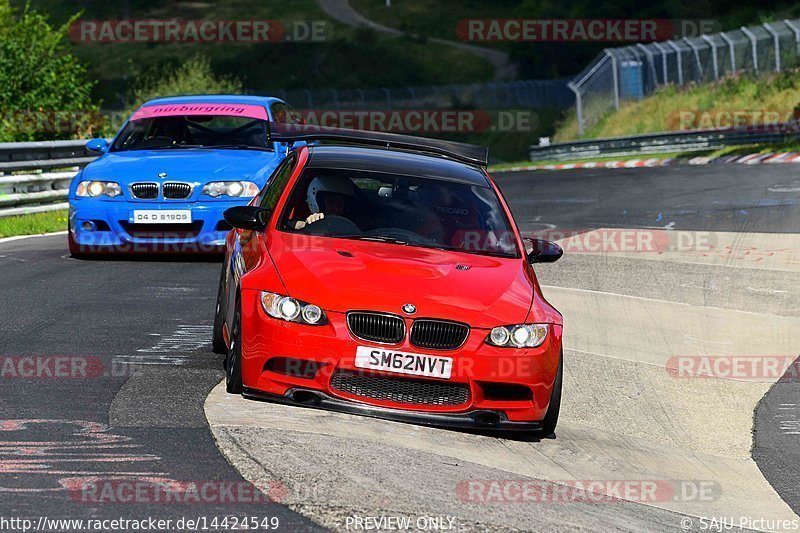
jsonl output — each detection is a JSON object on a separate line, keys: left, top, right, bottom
{"left": 238, "top": 290, "right": 562, "bottom": 430}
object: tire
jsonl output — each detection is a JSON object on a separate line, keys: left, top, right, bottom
{"left": 225, "top": 297, "right": 244, "bottom": 394}
{"left": 68, "top": 228, "right": 89, "bottom": 259}
{"left": 539, "top": 353, "right": 563, "bottom": 437}
{"left": 212, "top": 265, "right": 228, "bottom": 355}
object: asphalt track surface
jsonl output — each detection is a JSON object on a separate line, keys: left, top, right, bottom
{"left": 0, "top": 163, "right": 797, "bottom": 531}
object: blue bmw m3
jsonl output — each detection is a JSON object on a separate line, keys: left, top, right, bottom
{"left": 68, "top": 95, "right": 294, "bottom": 256}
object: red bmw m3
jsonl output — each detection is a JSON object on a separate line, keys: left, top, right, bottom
{"left": 213, "top": 126, "right": 564, "bottom": 435}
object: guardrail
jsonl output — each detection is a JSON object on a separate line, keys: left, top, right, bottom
{"left": 529, "top": 126, "right": 800, "bottom": 162}
{"left": 0, "top": 140, "right": 97, "bottom": 218}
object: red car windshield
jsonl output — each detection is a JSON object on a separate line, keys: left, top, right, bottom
{"left": 111, "top": 115, "right": 271, "bottom": 151}
{"left": 280, "top": 170, "right": 520, "bottom": 258}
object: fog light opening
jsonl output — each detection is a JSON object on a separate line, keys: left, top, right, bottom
{"left": 290, "top": 390, "right": 322, "bottom": 406}
{"left": 473, "top": 411, "right": 502, "bottom": 425}
{"left": 81, "top": 220, "right": 96, "bottom": 232}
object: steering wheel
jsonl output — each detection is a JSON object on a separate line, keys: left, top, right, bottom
{"left": 300, "top": 215, "right": 362, "bottom": 236}
{"left": 138, "top": 136, "right": 175, "bottom": 149}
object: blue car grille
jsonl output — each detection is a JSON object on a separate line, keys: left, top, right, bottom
{"left": 163, "top": 182, "right": 192, "bottom": 199}
{"left": 130, "top": 183, "right": 158, "bottom": 199}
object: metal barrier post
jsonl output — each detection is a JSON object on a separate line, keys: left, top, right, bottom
{"left": 568, "top": 82, "right": 583, "bottom": 138}
{"left": 651, "top": 42, "right": 670, "bottom": 83}
{"left": 763, "top": 23, "right": 781, "bottom": 71}
{"left": 720, "top": 32, "right": 737, "bottom": 72}
{"left": 666, "top": 40, "right": 684, "bottom": 85}
{"left": 701, "top": 36, "right": 719, "bottom": 79}
{"left": 740, "top": 26, "right": 759, "bottom": 75}
{"left": 784, "top": 19, "right": 800, "bottom": 53}
{"left": 605, "top": 50, "right": 620, "bottom": 110}
{"left": 636, "top": 43, "right": 658, "bottom": 89}
{"left": 682, "top": 38, "right": 704, "bottom": 80}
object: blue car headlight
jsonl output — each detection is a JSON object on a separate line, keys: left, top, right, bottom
{"left": 260, "top": 291, "right": 326, "bottom": 325}
{"left": 202, "top": 181, "right": 259, "bottom": 198}
{"left": 76, "top": 180, "right": 122, "bottom": 197}
{"left": 487, "top": 324, "right": 548, "bottom": 348}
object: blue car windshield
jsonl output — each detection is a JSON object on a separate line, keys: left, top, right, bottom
{"left": 110, "top": 115, "right": 271, "bottom": 152}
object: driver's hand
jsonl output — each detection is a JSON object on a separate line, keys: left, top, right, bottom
{"left": 306, "top": 213, "right": 325, "bottom": 225}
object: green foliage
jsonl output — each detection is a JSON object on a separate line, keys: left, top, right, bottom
{"left": 106, "top": 55, "right": 243, "bottom": 135}
{"left": 126, "top": 55, "right": 242, "bottom": 110}
{"left": 0, "top": 1, "right": 96, "bottom": 141}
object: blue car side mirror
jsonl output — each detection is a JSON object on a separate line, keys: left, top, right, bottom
{"left": 86, "top": 138, "right": 109, "bottom": 154}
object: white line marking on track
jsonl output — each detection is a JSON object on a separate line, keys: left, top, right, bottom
{"left": 540, "top": 285, "right": 794, "bottom": 319}
{"left": 114, "top": 324, "right": 211, "bottom": 366}
{"left": 0, "top": 231, "right": 66, "bottom": 245}
{"left": 747, "top": 286, "right": 789, "bottom": 294}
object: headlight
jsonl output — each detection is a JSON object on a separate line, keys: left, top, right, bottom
{"left": 260, "top": 291, "right": 327, "bottom": 325}
{"left": 76, "top": 180, "right": 122, "bottom": 197}
{"left": 487, "top": 324, "right": 548, "bottom": 348}
{"left": 202, "top": 181, "right": 259, "bottom": 198}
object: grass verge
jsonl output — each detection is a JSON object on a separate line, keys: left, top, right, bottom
{"left": 555, "top": 70, "right": 800, "bottom": 142}
{"left": 489, "top": 140, "right": 800, "bottom": 171}
{"left": 0, "top": 209, "right": 68, "bottom": 239}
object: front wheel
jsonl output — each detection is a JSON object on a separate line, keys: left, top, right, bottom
{"left": 225, "top": 298, "right": 244, "bottom": 394}
{"left": 68, "top": 228, "right": 89, "bottom": 259}
{"left": 539, "top": 353, "right": 563, "bottom": 436}
{"left": 212, "top": 265, "right": 228, "bottom": 355}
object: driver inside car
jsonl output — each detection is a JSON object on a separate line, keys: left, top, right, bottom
{"left": 292, "top": 176, "right": 357, "bottom": 230}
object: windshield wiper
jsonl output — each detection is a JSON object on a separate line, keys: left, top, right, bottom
{"left": 337, "top": 235, "right": 412, "bottom": 246}
{"left": 210, "top": 144, "right": 273, "bottom": 152}
{"left": 146, "top": 144, "right": 205, "bottom": 150}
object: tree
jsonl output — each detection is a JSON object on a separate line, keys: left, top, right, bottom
{"left": 106, "top": 55, "right": 243, "bottom": 134}
{"left": 0, "top": 1, "right": 97, "bottom": 141}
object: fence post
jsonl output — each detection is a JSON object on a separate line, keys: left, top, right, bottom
{"left": 651, "top": 42, "right": 669, "bottom": 83}
{"left": 604, "top": 50, "right": 620, "bottom": 110}
{"left": 701, "top": 35, "right": 719, "bottom": 80}
{"left": 567, "top": 82, "right": 583, "bottom": 138}
{"left": 762, "top": 22, "right": 781, "bottom": 71}
{"left": 785, "top": 19, "right": 800, "bottom": 54}
{"left": 682, "top": 37, "right": 704, "bottom": 80}
{"left": 666, "top": 40, "right": 684, "bottom": 85}
{"left": 740, "top": 26, "right": 759, "bottom": 75}
{"left": 719, "top": 31, "right": 736, "bottom": 72}
{"left": 635, "top": 43, "right": 658, "bottom": 91}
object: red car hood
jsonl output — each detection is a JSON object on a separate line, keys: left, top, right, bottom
{"left": 267, "top": 233, "right": 533, "bottom": 328}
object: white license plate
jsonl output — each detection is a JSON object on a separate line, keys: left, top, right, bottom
{"left": 132, "top": 210, "right": 192, "bottom": 224}
{"left": 354, "top": 346, "right": 452, "bottom": 379}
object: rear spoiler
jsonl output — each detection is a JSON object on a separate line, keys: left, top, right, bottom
{"left": 268, "top": 123, "right": 489, "bottom": 167}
